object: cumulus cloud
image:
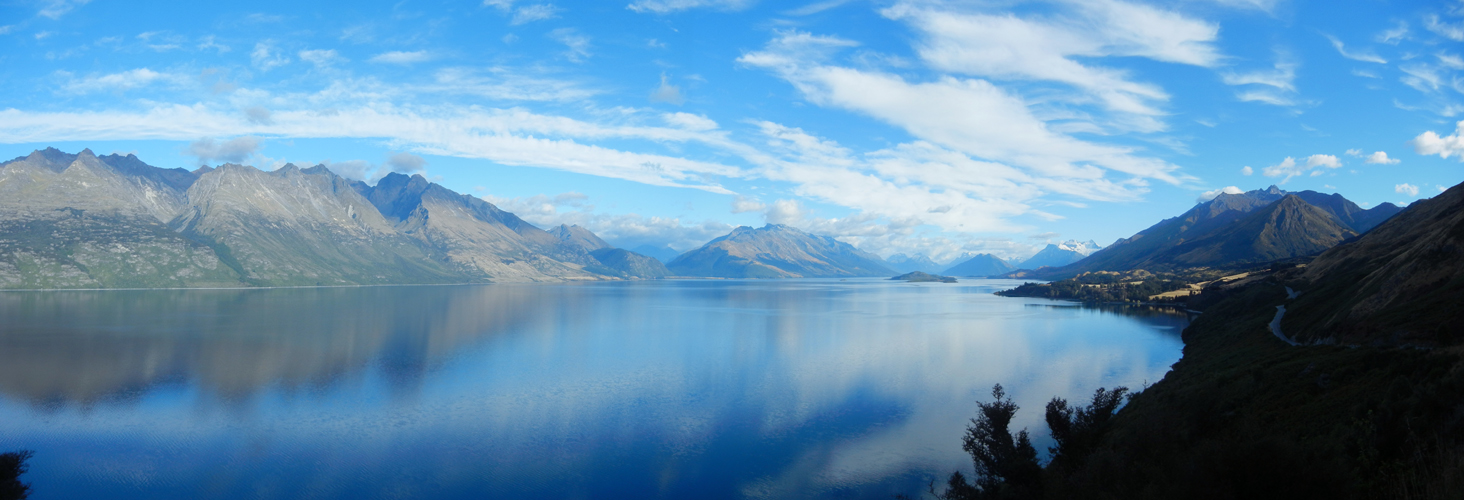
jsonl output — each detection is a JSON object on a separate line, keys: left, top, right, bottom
{"left": 1396, "top": 183, "right": 1420, "bottom": 197}
{"left": 1411, "top": 121, "right": 1464, "bottom": 159}
{"left": 188, "top": 136, "right": 262, "bottom": 165}
{"left": 626, "top": 0, "right": 753, "bottom": 14}
{"left": 1363, "top": 151, "right": 1400, "bottom": 164}
{"left": 649, "top": 74, "right": 685, "bottom": 105}
{"left": 1197, "top": 186, "right": 1243, "bottom": 203}
{"left": 1261, "top": 154, "right": 1342, "bottom": 183}
{"left": 1241, "top": 166, "right": 1253, "bottom": 175}
{"left": 1325, "top": 35, "right": 1387, "bottom": 64}
{"left": 251, "top": 42, "right": 290, "bottom": 71}
{"left": 369, "top": 50, "right": 434, "bottom": 64}
{"left": 730, "top": 196, "right": 765, "bottom": 213}
{"left": 386, "top": 152, "right": 427, "bottom": 174}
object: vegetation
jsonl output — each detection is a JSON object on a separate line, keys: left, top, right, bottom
{"left": 928, "top": 273, "right": 1464, "bottom": 499}
{"left": 0, "top": 450, "right": 31, "bottom": 500}
{"left": 995, "top": 269, "right": 1222, "bottom": 303}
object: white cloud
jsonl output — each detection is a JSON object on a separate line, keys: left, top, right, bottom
{"left": 662, "top": 112, "right": 717, "bottom": 131}
{"left": 626, "top": 0, "right": 753, "bottom": 14}
{"left": 57, "top": 68, "right": 183, "bottom": 94}
{"left": 739, "top": 31, "right": 1188, "bottom": 191}
{"left": 188, "top": 136, "right": 262, "bottom": 165}
{"left": 386, "top": 152, "right": 427, "bottom": 174}
{"left": 1206, "top": 0, "right": 1279, "bottom": 11}
{"left": 1425, "top": 15, "right": 1464, "bottom": 41}
{"left": 0, "top": 105, "right": 743, "bottom": 193}
{"left": 1396, "top": 183, "right": 1420, "bottom": 197}
{"left": 1440, "top": 185, "right": 1450, "bottom": 193}
{"left": 369, "top": 50, "right": 434, "bottom": 64}
{"left": 298, "top": 49, "right": 346, "bottom": 68}
{"left": 1378, "top": 21, "right": 1409, "bottom": 44}
{"left": 730, "top": 196, "right": 765, "bottom": 213}
{"left": 1306, "top": 154, "right": 1341, "bottom": 169}
{"left": 429, "top": 67, "right": 598, "bottom": 102}
{"left": 1325, "top": 35, "right": 1387, "bottom": 64}
{"left": 1363, "top": 151, "right": 1400, "bottom": 164}
{"left": 1411, "top": 121, "right": 1464, "bottom": 159}
{"left": 1261, "top": 154, "right": 1342, "bottom": 183}
{"left": 510, "top": 4, "right": 561, "bottom": 24}
{"left": 1241, "top": 166, "right": 1253, "bottom": 176}
{"left": 38, "top": 0, "right": 91, "bottom": 19}
{"left": 649, "top": 74, "right": 684, "bottom": 104}
{"left": 1197, "top": 186, "right": 1243, "bottom": 203}
{"left": 244, "top": 106, "right": 273, "bottom": 125}
{"left": 1222, "top": 58, "right": 1296, "bottom": 91}
{"left": 251, "top": 42, "right": 290, "bottom": 71}
{"left": 548, "top": 28, "right": 590, "bottom": 62}
{"left": 483, "top": 191, "right": 733, "bottom": 251}
{"left": 883, "top": 0, "right": 1220, "bottom": 131}
{"left": 1345, "top": 148, "right": 1362, "bottom": 156}
{"left": 321, "top": 159, "right": 374, "bottom": 180}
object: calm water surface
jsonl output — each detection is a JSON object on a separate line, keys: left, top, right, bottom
{"left": 0, "top": 279, "right": 1187, "bottom": 499}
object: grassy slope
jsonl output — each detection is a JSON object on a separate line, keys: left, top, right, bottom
{"left": 1051, "top": 274, "right": 1464, "bottom": 499}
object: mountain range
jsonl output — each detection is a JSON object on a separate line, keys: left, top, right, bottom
{"left": 1011, "top": 186, "right": 1401, "bottom": 279}
{"left": 666, "top": 224, "right": 895, "bottom": 278}
{"left": 1019, "top": 240, "right": 1102, "bottom": 269}
{"left": 885, "top": 253, "right": 944, "bottom": 274}
{"left": 941, "top": 253, "right": 1017, "bottom": 277}
{"left": 0, "top": 148, "right": 669, "bottom": 288}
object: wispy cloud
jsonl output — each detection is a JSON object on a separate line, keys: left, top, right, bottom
{"left": 56, "top": 68, "right": 185, "bottom": 94}
{"left": 368, "top": 50, "right": 434, "bottom": 64}
{"left": 548, "top": 28, "right": 591, "bottom": 62}
{"left": 1325, "top": 35, "right": 1387, "bottom": 64}
{"left": 1261, "top": 154, "right": 1342, "bottom": 183}
{"left": 38, "top": 0, "right": 91, "bottom": 19}
{"left": 626, "top": 0, "right": 754, "bottom": 14}
{"left": 251, "top": 41, "right": 290, "bottom": 71}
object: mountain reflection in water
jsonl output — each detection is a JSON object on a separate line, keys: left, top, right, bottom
{"left": 0, "top": 279, "right": 1185, "bottom": 499}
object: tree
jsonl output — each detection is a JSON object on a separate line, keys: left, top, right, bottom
{"left": 932, "top": 384, "right": 1042, "bottom": 500}
{"left": 1044, "top": 387, "right": 1128, "bottom": 470}
{"left": 0, "top": 450, "right": 32, "bottom": 500}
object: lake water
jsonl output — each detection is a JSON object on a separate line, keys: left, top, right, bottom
{"left": 0, "top": 279, "right": 1186, "bottom": 499}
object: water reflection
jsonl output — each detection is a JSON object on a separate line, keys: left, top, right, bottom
{"left": 0, "top": 279, "right": 1185, "bottom": 499}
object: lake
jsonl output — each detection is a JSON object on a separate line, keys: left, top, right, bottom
{"left": 0, "top": 279, "right": 1186, "bottom": 499}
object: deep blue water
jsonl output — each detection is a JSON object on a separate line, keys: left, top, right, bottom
{"left": 0, "top": 279, "right": 1186, "bottom": 499}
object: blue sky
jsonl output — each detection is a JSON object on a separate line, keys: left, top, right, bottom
{"left": 2, "top": 0, "right": 1463, "bottom": 261}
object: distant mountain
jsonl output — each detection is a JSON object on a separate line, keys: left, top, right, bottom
{"left": 1019, "top": 240, "right": 1102, "bottom": 269}
{"left": 549, "top": 224, "right": 611, "bottom": 252}
{"left": 1284, "top": 182, "right": 1464, "bottom": 347}
{"left": 0, "top": 148, "right": 668, "bottom": 288}
{"left": 886, "top": 253, "right": 943, "bottom": 274}
{"left": 942, "top": 253, "right": 1016, "bottom": 277}
{"left": 1015, "top": 186, "right": 1399, "bottom": 279}
{"left": 545, "top": 224, "right": 671, "bottom": 278}
{"left": 628, "top": 244, "right": 683, "bottom": 264}
{"left": 667, "top": 224, "right": 895, "bottom": 278}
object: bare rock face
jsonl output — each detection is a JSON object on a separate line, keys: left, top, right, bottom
{"left": 0, "top": 149, "right": 240, "bottom": 288}
{"left": 0, "top": 148, "right": 673, "bottom": 288}
{"left": 668, "top": 224, "right": 894, "bottom": 278}
{"left": 173, "top": 164, "right": 470, "bottom": 286}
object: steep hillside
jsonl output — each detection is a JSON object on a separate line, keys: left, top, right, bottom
{"left": 667, "top": 224, "right": 894, "bottom": 278}
{"left": 356, "top": 173, "right": 602, "bottom": 282}
{"left": 1027, "top": 187, "right": 1394, "bottom": 279}
{"left": 1283, "top": 183, "right": 1464, "bottom": 347}
{"left": 174, "top": 164, "right": 468, "bottom": 286}
{"left": 0, "top": 149, "right": 239, "bottom": 288}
